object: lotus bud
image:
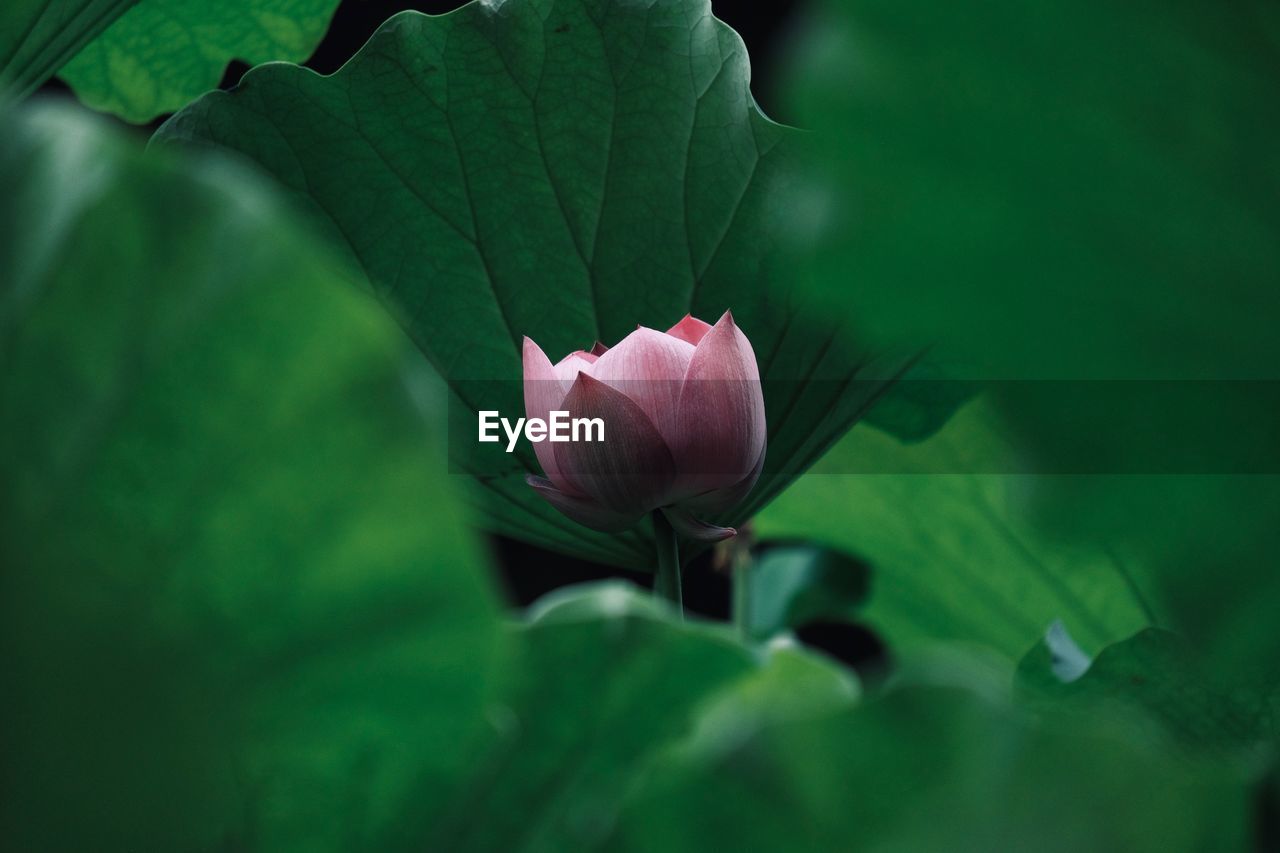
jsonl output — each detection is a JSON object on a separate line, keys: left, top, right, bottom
{"left": 522, "top": 311, "right": 766, "bottom": 541}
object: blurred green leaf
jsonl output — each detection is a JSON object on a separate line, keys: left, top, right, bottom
{"left": 60, "top": 0, "right": 343, "bottom": 122}
{"left": 1018, "top": 627, "right": 1278, "bottom": 757}
{"left": 0, "top": 103, "right": 503, "bottom": 852}
{"left": 784, "top": 0, "right": 1280, "bottom": 678}
{"left": 743, "top": 543, "right": 869, "bottom": 641}
{"left": 787, "top": 0, "right": 1280, "bottom": 381}
{"left": 0, "top": 0, "right": 138, "bottom": 96}
{"left": 612, "top": 659, "right": 1253, "bottom": 852}
{"left": 397, "top": 582, "right": 852, "bottom": 852}
{"left": 152, "top": 0, "right": 960, "bottom": 570}
{"left": 754, "top": 400, "right": 1152, "bottom": 660}
{"left": 1027, "top": 473, "right": 1280, "bottom": 682}
{"left": 675, "top": 641, "right": 858, "bottom": 762}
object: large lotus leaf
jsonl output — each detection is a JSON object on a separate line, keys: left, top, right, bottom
{"left": 1018, "top": 628, "right": 1278, "bottom": 758}
{"left": 0, "top": 0, "right": 138, "bottom": 96}
{"left": 754, "top": 400, "right": 1153, "bottom": 661}
{"left": 782, "top": 0, "right": 1280, "bottom": 678}
{"left": 611, "top": 671, "right": 1253, "bottom": 852}
{"left": 152, "top": 0, "right": 951, "bottom": 570}
{"left": 0, "top": 103, "right": 503, "bottom": 852}
{"left": 403, "top": 583, "right": 755, "bottom": 852}
{"left": 60, "top": 0, "right": 343, "bottom": 122}
{"left": 382, "top": 581, "right": 856, "bottom": 853}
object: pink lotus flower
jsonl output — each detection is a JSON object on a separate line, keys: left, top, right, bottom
{"left": 523, "top": 312, "right": 766, "bottom": 541}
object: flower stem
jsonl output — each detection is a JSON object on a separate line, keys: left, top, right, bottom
{"left": 731, "top": 547, "right": 750, "bottom": 639}
{"left": 652, "top": 510, "right": 683, "bottom": 617}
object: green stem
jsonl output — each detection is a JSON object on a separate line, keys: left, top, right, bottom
{"left": 731, "top": 543, "right": 750, "bottom": 640}
{"left": 652, "top": 510, "right": 683, "bottom": 617}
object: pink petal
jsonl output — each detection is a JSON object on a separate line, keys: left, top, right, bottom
{"left": 594, "top": 327, "right": 694, "bottom": 383}
{"left": 553, "top": 351, "right": 598, "bottom": 384}
{"left": 671, "top": 311, "right": 767, "bottom": 497}
{"left": 589, "top": 341, "right": 609, "bottom": 356}
{"left": 666, "top": 314, "right": 713, "bottom": 346}
{"left": 526, "top": 475, "right": 643, "bottom": 532}
{"left": 523, "top": 337, "right": 576, "bottom": 493}
{"left": 674, "top": 442, "right": 765, "bottom": 516}
{"left": 661, "top": 507, "right": 737, "bottom": 542}
{"left": 589, "top": 327, "right": 695, "bottom": 446}
{"left": 558, "top": 350, "right": 599, "bottom": 365}
{"left": 552, "top": 373, "right": 677, "bottom": 514}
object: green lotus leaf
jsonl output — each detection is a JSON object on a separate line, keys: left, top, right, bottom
{"left": 755, "top": 400, "right": 1153, "bottom": 661}
{"left": 153, "top": 0, "right": 957, "bottom": 569}
{"left": 1018, "top": 627, "right": 1279, "bottom": 757}
{"left": 60, "top": 0, "right": 344, "bottom": 122}
{"left": 0, "top": 0, "right": 139, "bottom": 96}
{"left": 391, "top": 581, "right": 855, "bottom": 853}
{"left": 613, "top": 670, "right": 1252, "bottom": 852}
{"left": 0, "top": 102, "right": 503, "bottom": 852}
{"left": 1, "top": 0, "right": 341, "bottom": 121}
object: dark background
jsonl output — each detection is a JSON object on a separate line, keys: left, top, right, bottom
{"left": 40, "top": 0, "right": 883, "bottom": 671}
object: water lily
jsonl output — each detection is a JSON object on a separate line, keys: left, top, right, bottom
{"left": 522, "top": 311, "right": 766, "bottom": 549}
